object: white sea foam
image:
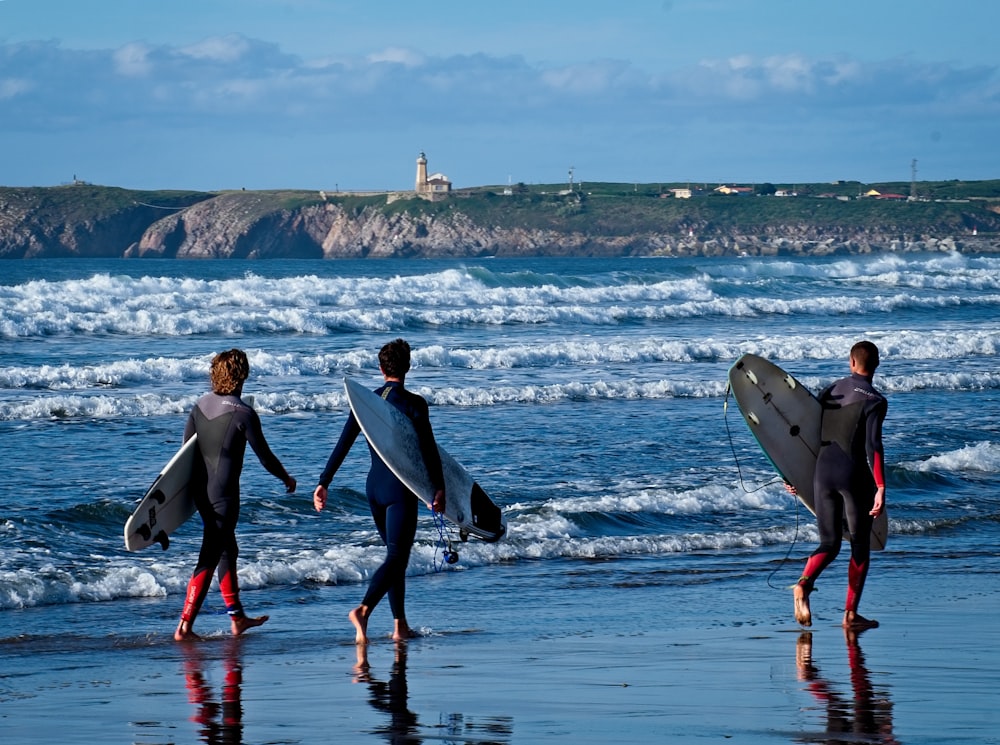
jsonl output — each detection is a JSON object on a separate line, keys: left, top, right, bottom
{"left": 900, "top": 441, "right": 1000, "bottom": 474}
{"left": 4, "top": 264, "right": 1000, "bottom": 337}
{"left": 2, "top": 328, "right": 999, "bottom": 397}
{"left": 3, "top": 368, "right": 999, "bottom": 421}
{"left": 0, "top": 486, "right": 971, "bottom": 611}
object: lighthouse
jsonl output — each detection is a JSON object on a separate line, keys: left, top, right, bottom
{"left": 413, "top": 151, "right": 451, "bottom": 200}
{"left": 415, "top": 151, "right": 428, "bottom": 193}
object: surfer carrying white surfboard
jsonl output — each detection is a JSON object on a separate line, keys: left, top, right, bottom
{"left": 789, "top": 341, "right": 887, "bottom": 632}
{"left": 313, "top": 339, "right": 446, "bottom": 645}
{"left": 174, "top": 349, "right": 297, "bottom": 642}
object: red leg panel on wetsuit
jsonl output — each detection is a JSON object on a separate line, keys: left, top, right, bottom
{"left": 182, "top": 569, "right": 213, "bottom": 622}
{"left": 219, "top": 569, "right": 243, "bottom": 617}
{"left": 799, "top": 551, "right": 834, "bottom": 591}
{"left": 845, "top": 557, "right": 869, "bottom": 612}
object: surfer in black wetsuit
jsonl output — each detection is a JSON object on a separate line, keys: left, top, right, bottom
{"left": 792, "top": 341, "right": 887, "bottom": 631}
{"left": 312, "top": 338, "right": 446, "bottom": 645}
{"left": 175, "top": 349, "right": 296, "bottom": 642}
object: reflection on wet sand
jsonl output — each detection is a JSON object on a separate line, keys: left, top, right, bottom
{"left": 354, "top": 643, "right": 419, "bottom": 742}
{"left": 795, "top": 629, "right": 899, "bottom": 745}
{"left": 182, "top": 639, "right": 244, "bottom": 745}
{"left": 354, "top": 643, "right": 513, "bottom": 744}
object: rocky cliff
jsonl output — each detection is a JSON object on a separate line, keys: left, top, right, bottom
{"left": 2, "top": 185, "right": 999, "bottom": 259}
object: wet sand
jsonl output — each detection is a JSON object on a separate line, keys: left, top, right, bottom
{"left": 1, "top": 557, "right": 997, "bottom": 744}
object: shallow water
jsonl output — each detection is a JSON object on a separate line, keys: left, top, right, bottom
{"left": 2, "top": 254, "right": 1000, "bottom": 742}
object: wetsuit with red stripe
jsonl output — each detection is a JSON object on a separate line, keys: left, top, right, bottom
{"left": 180, "top": 393, "right": 291, "bottom": 622}
{"left": 798, "top": 372, "right": 887, "bottom": 612}
{"left": 319, "top": 381, "right": 444, "bottom": 622}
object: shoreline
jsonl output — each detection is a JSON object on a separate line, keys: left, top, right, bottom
{"left": 2, "top": 553, "right": 998, "bottom": 744}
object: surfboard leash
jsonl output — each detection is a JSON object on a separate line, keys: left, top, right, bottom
{"left": 433, "top": 511, "right": 459, "bottom": 572}
{"left": 724, "top": 381, "right": 803, "bottom": 590}
{"left": 723, "top": 382, "right": 783, "bottom": 495}
{"left": 766, "top": 499, "right": 803, "bottom": 590}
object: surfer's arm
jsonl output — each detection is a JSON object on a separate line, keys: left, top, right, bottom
{"left": 432, "top": 489, "right": 446, "bottom": 513}
{"left": 318, "top": 413, "right": 361, "bottom": 488}
{"left": 314, "top": 414, "right": 361, "bottom": 512}
{"left": 245, "top": 412, "right": 296, "bottom": 492}
{"left": 870, "top": 484, "right": 885, "bottom": 517}
{"left": 413, "top": 411, "right": 445, "bottom": 496}
{"left": 312, "top": 484, "right": 328, "bottom": 512}
{"left": 866, "top": 399, "right": 888, "bottom": 516}
{"left": 865, "top": 400, "right": 887, "bottom": 485}
{"left": 410, "top": 400, "right": 446, "bottom": 511}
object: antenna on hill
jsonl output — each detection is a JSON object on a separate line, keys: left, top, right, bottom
{"left": 910, "top": 158, "right": 918, "bottom": 200}
{"left": 568, "top": 166, "right": 575, "bottom": 191}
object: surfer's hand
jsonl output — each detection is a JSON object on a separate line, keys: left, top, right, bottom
{"left": 784, "top": 481, "right": 798, "bottom": 496}
{"left": 313, "top": 484, "right": 328, "bottom": 512}
{"left": 432, "top": 489, "right": 446, "bottom": 513}
{"left": 870, "top": 487, "right": 885, "bottom": 517}
{"left": 285, "top": 476, "right": 297, "bottom": 494}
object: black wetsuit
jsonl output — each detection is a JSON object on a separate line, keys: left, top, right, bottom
{"left": 319, "top": 381, "right": 444, "bottom": 620}
{"left": 180, "top": 393, "right": 290, "bottom": 621}
{"left": 799, "top": 373, "right": 887, "bottom": 612}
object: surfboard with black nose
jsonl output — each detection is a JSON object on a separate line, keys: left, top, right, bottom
{"left": 727, "top": 354, "right": 888, "bottom": 550}
{"left": 344, "top": 377, "right": 506, "bottom": 542}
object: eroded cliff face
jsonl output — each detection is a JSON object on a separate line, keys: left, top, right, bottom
{"left": 128, "top": 199, "right": 997, "bottom": 259}
{"left": 128, "top": 194, "right": 331, "bottom": 259}
{"left": 0, "top": 186, "right": 210, "bottom": 259}
{"left": 4, "top": 187, "right": 999, "bottom": 259}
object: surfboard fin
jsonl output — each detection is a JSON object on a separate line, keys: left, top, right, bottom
{"left": 154, "top": 531, "right": 170, "bottom": 551}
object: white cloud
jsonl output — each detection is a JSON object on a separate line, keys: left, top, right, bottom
{"left": 541, "top": 60, "right": 634, "bottom": 95}
{"left": 1, "top": 33, "right": 998, "bottom": 187}
{"left": 762, "top": 55, "right": 814, "bottom": 93}
{"left": 113, "top": 43, "right": 152, "bottom": 77}
{"left": 366, "top": 47, "right": 425, "bottom": 67}
{"left": 0, "top": 78, "right": 31, "bottom": 99}
{"left": 178, "top": 34, "right": 252, "bottom": 63}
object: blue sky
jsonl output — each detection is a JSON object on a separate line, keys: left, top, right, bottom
{"left": 2, "top": 0, "right": 998, "bottom": 191}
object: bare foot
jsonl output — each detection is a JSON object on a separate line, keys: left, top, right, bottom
{"left": 794, "top": 585, "right": 812, "bottom": 627}
{"left": 843, "top": 611, "right": 879, "bottom": 631}
{"left": 392, "top": 620, "right": 420, "bottom": 642}
{"left": 349, "top": 605, "right": 370, "bottom": 645}
{"left": 231, "top": 614, "right": 269, "bottom": 636}
{"left": 174, "top": 619, "right": 201, "bottom": 642}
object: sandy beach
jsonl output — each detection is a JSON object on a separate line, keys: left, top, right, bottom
{"left": 2, "top": 553, "right": 997, "bottom": 745}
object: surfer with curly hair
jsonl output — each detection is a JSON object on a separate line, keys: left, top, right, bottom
{"left": 313, "top": 338, "right": 446, "bottom": 644}
{"left": 792, "top": 341, "right": 887, "bottom": 631}
{"left": 174, "top": 349, "right": 297, "bottom": 642}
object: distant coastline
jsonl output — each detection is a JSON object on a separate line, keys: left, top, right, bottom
{"left": 1, "top": 180, "right": 998, "bottom": 259}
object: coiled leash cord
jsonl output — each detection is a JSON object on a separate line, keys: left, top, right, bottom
{"left": 433, "top": 510, "right": 459, "bottom": 572}
{"left": 723, "top": 381, "right": 803, "bottom": 590}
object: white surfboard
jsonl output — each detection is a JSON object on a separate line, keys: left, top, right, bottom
{"left": 727, "top": 354, "right": 888, "bottom": 550}
{"left": 124, "top": 435, "right": 201, "bottom": 551}
{"left": 344, "top": 377, "right": 506, "bottom": 542}
{"left": 124, "top": 396, "right": 255, "bottom": 552}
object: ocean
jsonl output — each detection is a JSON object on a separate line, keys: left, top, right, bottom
{"left": 2, "top": 253, "right": 999, "bottom": 743}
